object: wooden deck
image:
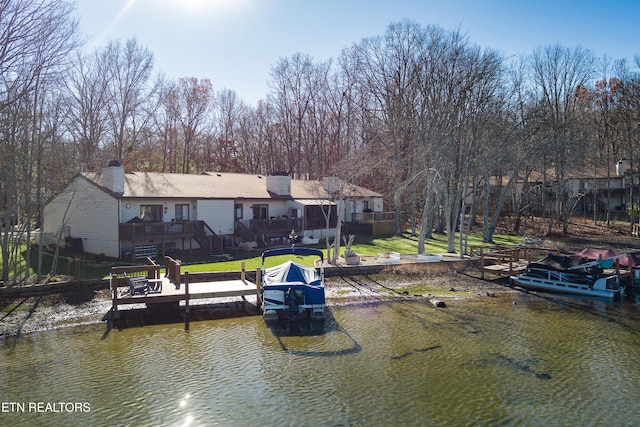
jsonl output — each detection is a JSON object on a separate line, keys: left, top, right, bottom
{"left": 471, "top": 246, "right": 554, "bottom": 279}
{"left": 481, "top": 260, "right": 529, "bottom": 276}
{"left": 112, "top": 276, "right": 259, "bottom": 307}
{"left": 110, "top": 256, "right": 261, "bottom": 331}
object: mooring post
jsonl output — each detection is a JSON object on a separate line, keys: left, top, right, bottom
{"left": 111, "top": 273, "right": 120, "bottom": 320}
{"left": 256, "top": 267, "right": 262, "bottom": 313}
{"left": 184, "top": 271, "right": 190, "bottom": 333}
{"left": 241, "top": 261, "right": 246, "bottom": 281}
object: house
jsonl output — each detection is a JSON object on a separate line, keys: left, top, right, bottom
{"left": 570, "top": 161, "right": 629, "bottom": 215}
{"left": 481, "top": 161, "right": 631, "bottom": 218}
{"left": 42, "top": 162, "right": 387, "bottom": 259}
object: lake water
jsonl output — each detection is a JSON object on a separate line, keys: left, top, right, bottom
{"left": 2, "top": 291, "right": 640, "bottom": 427}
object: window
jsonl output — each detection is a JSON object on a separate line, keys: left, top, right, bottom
{"left": 253, "top": 204, "right": 268, "bottom": 220}
{"left": 175, "top": 204, "right": 189, "bottom": 221}
{"left": 362, "top": 200, "right": 371, "bottom": 212}
{"left": 140, "top": 205, "right": 163, "bottom": 222}
{"left": 235, "top": 203, "right": 243, "bottom": 220}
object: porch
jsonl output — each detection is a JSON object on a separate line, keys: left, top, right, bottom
{"left": 119, "top": 220, "right": 223, "bottom": 258}
{"left": 347, "top": 211, "right": 396, "bottom": 236}
{"left": 238, "top": 217, "right": 303, "bottom": 247}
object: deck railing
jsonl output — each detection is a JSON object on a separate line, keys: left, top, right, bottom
{"left": 119, "top": 220, "right": 222, "bottom": 254}
{"left": 248, "top": 217, "right": 302, "bottom": 233}
{"left": 351, "top": 211, "right": 395, "bottom": 223}
{"left": 119, "top": 220, "right": 199, "bottom": 241}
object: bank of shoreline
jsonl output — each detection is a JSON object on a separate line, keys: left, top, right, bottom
{"left": 3, "top": 223, "right": 638, "bottom": 339}
{"left": 0, "top": 262, "right": 514, "bottom": 338}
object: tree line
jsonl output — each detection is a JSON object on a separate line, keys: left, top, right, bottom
{"left": 2, "top": 0, "right": 640, "bottom": 283}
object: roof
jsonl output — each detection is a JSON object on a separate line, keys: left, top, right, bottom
{"left": 82, "top": 171, "right": 382, "bottom": 200}
{"left": 487, "top": 164, "right": 626, "bottom": 187}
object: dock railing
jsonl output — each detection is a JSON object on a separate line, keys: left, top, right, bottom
{"left": 164, "top": 256, "right": 182, "bottom": 286}
{"left": 109, "top": 258, "right": 263, "bottom": 332}
{"left": 110, "top": 260, "right": 162, "bottom": 305}
{"left": 470, "top": 246, "right": 555, "bottom": 279}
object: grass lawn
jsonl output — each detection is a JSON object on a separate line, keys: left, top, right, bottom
{"left": 4, "top": 231, "right": 522, "bottom": 281}
{"left": 176, "top": 231, "right": 522, "bottom": 273}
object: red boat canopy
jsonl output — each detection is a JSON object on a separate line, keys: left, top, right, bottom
{"left": 618, "top": 251, "right": 640, "bottom": 269}
{"left": 575, "top": 247, "right": 640, "bottom": 269}
{"left": 575, "top": 248, "right": 620, "bottom": 260}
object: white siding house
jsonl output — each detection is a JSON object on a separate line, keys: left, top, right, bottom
{"left": 196, "top": 199, "right": 235, "bottom": 236}
{"left": 43, "top": 164, "right": 386, "bottom": 259}
{"left": 43, "top": 175, "right": 120, "bottom": 257}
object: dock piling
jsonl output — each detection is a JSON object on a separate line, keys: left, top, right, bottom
{"left": 256, "top": 267, "right": 262, "bottom": 313}
{"left": 185, "top": 271, "right": 190, "bottom": 332}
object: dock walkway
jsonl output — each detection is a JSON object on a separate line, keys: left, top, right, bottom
{"left": 110, "top": 256, "right": 260, "bottom": 331}
{"left": 471, "top": 246, "right": 555, "bottom": 280}
{"left": 112, "top": 277, "right": 258, "bottom": 307}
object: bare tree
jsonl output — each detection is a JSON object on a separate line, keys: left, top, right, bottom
{"left": 0, "top": 0, "right": 80, "bottom": 284}
{"left": 528, "top": 43, "right": 595, "bottom": 234}
{"left": 267, "top": 53, "right": 330, "bottom": 176}
{"left": 174, "top": 77, "right": 215, "bottom": 173}
{"left": 234, "top": 103, "right": 263, "bottom": 174}
{"left": 155, "top": 78, "right": 180, "bottom": 172}
{"left": 103, "top": 38, "right": 156, "bottom": 163}
{"left": 64, "top": 49, "right": 112, "bottom": 171}
{"left": 606, "top": 58, "right": 640, "bottom": 229}
{"left": 358, "top": 20, "right": 424, "bottom": 235}
{"left": 210, "top": 88, "right": 244, "bottom": 172}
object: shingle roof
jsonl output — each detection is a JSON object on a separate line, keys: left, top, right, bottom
{"left": 83, "top": 171, "right": 382, "bottom": 200}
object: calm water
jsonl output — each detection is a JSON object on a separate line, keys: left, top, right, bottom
{"left": 2, "top": 291, "right": 640, "bottom": 427}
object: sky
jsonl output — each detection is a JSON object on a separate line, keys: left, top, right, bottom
{"left": 73, "top": 0, "right": 640, "bottom": 105}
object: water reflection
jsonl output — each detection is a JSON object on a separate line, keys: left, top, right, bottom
{"left": 265, "top": 308, "right": 362, "bottom": 357}
{"left": 1, "top": 292, "right": 640, "bottom": 426}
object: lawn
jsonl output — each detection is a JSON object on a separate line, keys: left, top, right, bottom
{"left": 173, "top": 231, "right": 522, "bottom": 273}
{"left": 4, "top": 231, "right": 522, "bottom": 281}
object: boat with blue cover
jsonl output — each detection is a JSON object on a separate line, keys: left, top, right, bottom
{"left": 260, "top": 247, "right": 326, "bottom": 322}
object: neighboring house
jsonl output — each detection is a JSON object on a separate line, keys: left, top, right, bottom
{"left": 568, "top": 161, "right": 628, "bottom": 214}
{"left": 42, "top": 162, "right": 387, "bottom": 259}
{"left": 482, "top": 161, "right": 630, "bottom": 217}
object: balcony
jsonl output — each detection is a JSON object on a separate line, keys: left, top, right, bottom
{"left": 119, "top": 220, "right": 222, "bottom": 255}
{"left": 119, "top": 221, "right": 197, "bottom": 241}
{"left": 351, "top": 211, "right": 395, "bottom": 223}
{"left": 249, "top": 217, "right": 302, "bottom": 234}
{"left": 348, "top": 211, "right": 396, "bottom": 236}
{"left": 241, "top": 217, "right": 303, "bottom": 246}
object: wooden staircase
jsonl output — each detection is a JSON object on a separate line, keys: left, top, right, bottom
{"left": 193, "top": 221, "right": 223, "bottom": 255}
{"left": 237, "top": 221, "right": 266, "bottom": 247}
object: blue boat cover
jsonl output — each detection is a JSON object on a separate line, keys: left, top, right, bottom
{"left": 264, "top": 261, "right": 321, "bottom": 287}
{"left": 262, "top": 247, "right": 324, "bottom": 263}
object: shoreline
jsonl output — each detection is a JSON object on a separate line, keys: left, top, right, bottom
{"left": 4, "top": 222, "right": 637, "bottom": 339}
{"left": 0, "top": 269, "right": 513, "bottom": 339}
